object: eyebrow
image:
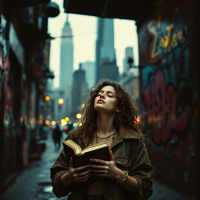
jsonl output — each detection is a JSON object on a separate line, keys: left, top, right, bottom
{"left": 99, "top": 90, "right": 116, "bottom": 96}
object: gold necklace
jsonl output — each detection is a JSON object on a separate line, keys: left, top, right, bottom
{"left": 96, "top": 131, "right": 116, "bottom": 144}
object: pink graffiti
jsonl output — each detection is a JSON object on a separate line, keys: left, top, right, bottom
{"left": 143, "top": 70, "right": 191, "bottom": 144}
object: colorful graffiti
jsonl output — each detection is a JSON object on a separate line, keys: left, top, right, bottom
{"left": 140, "top": 3, "right": 195, "bottom": 146}
{"left": 138, "top": 0, "right": 199, "bottom": 195}
{"left": 143, "top": 69, "right": 191, "bottom": 145}
{"left": 148, "top": 8, "right": 188, "bottom": 63}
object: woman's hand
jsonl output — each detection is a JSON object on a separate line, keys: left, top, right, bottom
{"left": 88, "top": 151, "right": 125, "bottom": 181}
{"left": 65, "top": 157, "right": 91, "bottom": 183}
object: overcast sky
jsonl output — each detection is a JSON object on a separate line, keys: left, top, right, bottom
{"left": 48, "top": 0, "right": 138, "bottom": 88}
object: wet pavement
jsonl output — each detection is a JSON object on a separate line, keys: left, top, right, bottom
{"left": 0, "top": 132, "right": 191, "bottom": 200}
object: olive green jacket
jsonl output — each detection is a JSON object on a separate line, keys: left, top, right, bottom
{"left": 50, "top": 126, "right": 153, "bottom": 200}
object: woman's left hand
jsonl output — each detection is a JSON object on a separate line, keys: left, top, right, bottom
{"left": 88, "top": 151, "right": 124, "bottom": 180}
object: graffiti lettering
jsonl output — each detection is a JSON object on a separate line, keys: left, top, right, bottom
{"left": 148, "top": 12, "right": 187, "bottom": 62}
{"left": 143, "top": 71, "right": 191, "bottom": 144}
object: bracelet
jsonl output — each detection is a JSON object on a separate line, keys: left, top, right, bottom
{"left": 116, "top": 171, "right": 128, "bottom": 186}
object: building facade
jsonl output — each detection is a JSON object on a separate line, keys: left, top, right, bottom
{"left": 71, "top": 64, "right": 87, "bottom": 119}
{"left": 82, "top": 61, "right": 95, "bottom": 89}
{"left": 0, "top": 1, "right": 59, "bottom": 192}
{"left": 99, "top": 59, "right": 119, "bottom": 82}
{"left": 119, "top": 73, "right": 139, "bottom": 105}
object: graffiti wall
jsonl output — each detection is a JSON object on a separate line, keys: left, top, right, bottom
{"left": 138, "top": 0, "right": 199, "bottom": 195}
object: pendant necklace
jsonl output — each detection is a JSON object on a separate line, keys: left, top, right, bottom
{"left": 96, "top": 131, "right": 116, "bottom": 146}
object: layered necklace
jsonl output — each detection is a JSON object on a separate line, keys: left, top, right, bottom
{"left": 96, "top": 131, "right": 116, "bottom": 147}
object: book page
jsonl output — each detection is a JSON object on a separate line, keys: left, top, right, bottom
{"left": 64, "top": 140, "right": 82, "bottom": 155}
{"left": 82, "top": 143, "right": 108, "bottom": 154}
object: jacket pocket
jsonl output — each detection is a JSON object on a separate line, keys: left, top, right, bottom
{"left": 115, "top": 158, "right": 131, "bottom": 171}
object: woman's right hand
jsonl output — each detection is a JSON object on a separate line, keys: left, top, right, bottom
{"left": 65, "top": 157, "right": 91, "bottom": 183}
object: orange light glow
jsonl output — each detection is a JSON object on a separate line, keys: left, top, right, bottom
{"left": 58, "top": 98, "right": 64, "bottom": 105}
{"left": 45, "top": 120, "right": 50, "bottom": 125}
{"left": 135, "top": 118, "right": 140, "bottom": 124}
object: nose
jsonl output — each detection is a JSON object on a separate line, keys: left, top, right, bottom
{"left": 99, "top": 93, "right": 105, "bottom": 99}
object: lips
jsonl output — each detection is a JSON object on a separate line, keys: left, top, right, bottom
{"left": 97, "top": 99, "right": 105, "bottom": 104}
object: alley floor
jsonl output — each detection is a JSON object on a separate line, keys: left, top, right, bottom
{"left": 0, "top": 132, "right": 192, "bottom": 200}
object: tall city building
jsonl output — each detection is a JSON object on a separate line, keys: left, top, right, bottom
{"left": 71, "top": 64, "right": 87, "bottom": 117}
{"left": 95, "top": 18, "right": 116, "bottom": 83}
{"left": 59, "top": 15, "right": 73, "bottom": 88}
{"left": 123, "top": 47, "right": 134, "bottom": 74}
{"left": 99, "top": 58, "right": 119, "bottom": 81}
{"left": 82, "top": 61, "right": 95, "bottom": 89}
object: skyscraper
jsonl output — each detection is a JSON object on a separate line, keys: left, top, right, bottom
{"left": 59, "top": 15, "right": 73, "bottom": 88}
{"left": 71, "top": 64, "right": 86, "bottom": 116}
{"left": 95, "top": 18, "right": 116, "bottom": 83}
{"left": 82, "top": 61, "right": 95, "bottom": 88}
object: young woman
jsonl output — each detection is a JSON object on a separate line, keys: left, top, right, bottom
{"left": 50, "top": 81, "right": 153, "bottom": 200}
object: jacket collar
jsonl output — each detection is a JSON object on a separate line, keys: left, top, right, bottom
{"left": 117, "top": 125, "right": 140, "bottom": 140}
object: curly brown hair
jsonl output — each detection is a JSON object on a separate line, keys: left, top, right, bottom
{"left": 78, "top": 80, "right": 145, "bottom": 141}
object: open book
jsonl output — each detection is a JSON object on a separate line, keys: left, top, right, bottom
{"left": 62, "top": 139, "right": 110, "bottom": 167}
{"left": 62, "top": 139, "right": 110, "bottom": 184}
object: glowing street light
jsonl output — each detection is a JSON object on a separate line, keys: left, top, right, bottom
{"left": 51, "top": 121, "right": 56, "bottom": 125}
{"left": 45, "top": 96, "right": 50, "bottom": 101}
{"left": 61, "top": 119, "right": 67, "bottom": 126}
{"left": 76, "top": 113, "right": 82, "bottom": 119}
{"left": 58, "top": 98, "right": 64, "bottom": 105}
{"left": 65, "top": 117, "right": 69, "bottom": 121}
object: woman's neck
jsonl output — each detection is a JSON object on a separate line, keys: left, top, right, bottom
{"left": 96, "top": 113, "right": 115, "bottom": 136}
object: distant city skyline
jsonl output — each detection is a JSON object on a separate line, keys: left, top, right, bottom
{"left": 48, "top": 0, "right": 138, "bottom": 89}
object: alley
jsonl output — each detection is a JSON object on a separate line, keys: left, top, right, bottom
{"left": 0, "top": 131, "right": 191, "bottom": 200}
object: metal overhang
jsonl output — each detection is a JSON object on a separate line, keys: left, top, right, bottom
{"left": 63, "top": 0, "right": 157, "bottom": 20}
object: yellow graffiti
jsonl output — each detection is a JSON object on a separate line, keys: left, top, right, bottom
{"left": 160, "top": 24, "right": 173, "bottom": 48}
{"left": 148, "top": 12, "right": 187, "bottom": 61}
{"left": 171, "top": 32, "right": 178, "bottom": 48}
{"left": 148, "top": 23, "right": 161, "bottom": 59}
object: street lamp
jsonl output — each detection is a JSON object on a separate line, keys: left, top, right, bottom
{"left": 76, "top": 113, "right": 82, "bottom": 119}
{"left": 45, "top": 96, "right": 50, "bottom": 101}
{"left": 61, "top": 119, "right": 67, "bottom": 126}
{"left": 58, "top": 98, "right": 64, "bottom": 105}
{"left": 65, "top": 117, "right": 69, "bottom": 121}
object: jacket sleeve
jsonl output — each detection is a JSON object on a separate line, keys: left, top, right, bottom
{"left": 50, "top": 133, "right": 75, "bottom": 198}
{"left": 130, "top": 138, "right": 153, "bottom": 200}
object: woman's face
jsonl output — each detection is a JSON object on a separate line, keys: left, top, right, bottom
{"left": 94, "top": 86, "right": 119, "bottom": 114}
